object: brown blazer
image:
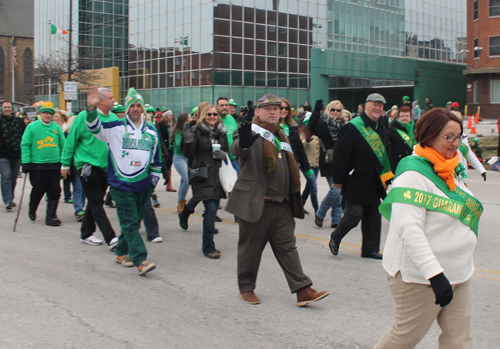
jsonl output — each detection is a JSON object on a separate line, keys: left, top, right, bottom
{"left": 225, "top": 129, "right": 304, "bottom": 223}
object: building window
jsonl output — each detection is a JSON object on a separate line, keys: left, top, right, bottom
{"left": 491, "top": 80, "right": 500, "bottom": 103}
{"left": 268, "top": 19, "right": 276, "bottom": 32}
{"left": 473, "top": 80, "right": 479, "bottom": 104}
{"left": 474, "top": 38, "right": 479, "bottom": 58}
{"left": 278, "top": 44, "right": 287, "bottom": 57}
{"left": 490, "top": 0, "right": 500, "bottom": 16}
{"left": 489, "top": 36, "right": 500, "bottom": 56}
{"left": 474, "top": 0, "right": 479, "bottom": 20}
{"left": 268, "top": 43, "right": 276, "bottom": 56}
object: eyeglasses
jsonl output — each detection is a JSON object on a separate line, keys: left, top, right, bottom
{"left": 207, "top": 113, "right": 218, "bottom": 116}
{"left": 280, "top": 106, "right": 289, "bottom": 110}
{"left": 330, "top": 108, "right": 341, "bottom": 113}
{"left": 439, "top": 134, "right": 466, "bottom": 143}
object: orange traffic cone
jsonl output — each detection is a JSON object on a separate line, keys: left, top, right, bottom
{"left": 470, "top": 114, "right": 477, "bottom": 134}
{"left": 466, "top": 114, "right": 472, "bottom": 129}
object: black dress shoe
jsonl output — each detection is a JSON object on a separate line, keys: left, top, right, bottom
{"left": 329, "top": 236, "right": 339, "bottom": 256}
{"left": 28, "top": 211, "right": 36, "bottom": 221}
{"left": 331, "top": 223, "right": 338, "bottom": 229}
{"left": 215, "top": 215, "right": 222, "bottom": 222}
{"left": 361, "top": 252, "right": 383, "bottom": 260}
{"left": 314, "top": 214, "right": 323, "bottom": 227}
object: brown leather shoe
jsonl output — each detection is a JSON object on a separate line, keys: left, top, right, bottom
{"left": 239, "top": 291, "right": 260, "bottom": 305}
{"left": 296, "top": 286, "right": 329, "bottom": 307}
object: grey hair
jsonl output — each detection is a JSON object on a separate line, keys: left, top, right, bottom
{"left": 98, "top": 87, "right": 113, "bottom": 99}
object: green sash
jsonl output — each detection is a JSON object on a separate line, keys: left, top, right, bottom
{"left": 379, "top": 156, "right": 483, "bottom": 237}
{"left": 350, "top": 117, "right": 394, "bottom": 184}
{"left": 396, "top": 129, "right": 414, "bottom": 148}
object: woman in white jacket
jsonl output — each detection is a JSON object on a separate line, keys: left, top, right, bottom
{"left": 374, "top": 108, "right": 483, "bottom": 349}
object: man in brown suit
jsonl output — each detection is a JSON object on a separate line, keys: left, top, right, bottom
{"left": 226, "top": 94, "right": 328, "bottom": 306}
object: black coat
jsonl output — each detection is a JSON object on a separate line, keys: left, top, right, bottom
{"left": 388, "top": 122, "right": 414, "bottom": 173}
{"left": 183, "top": 122, "right": 229, "bottom": 201}
{"left": 308, "top": 110, "right": 342, "bottom": 177}
{"left": 332, "top": 111, "right": 390, "bottom": 205}
{"left": 288, "top": 125, "right": 311, "bottom": 171}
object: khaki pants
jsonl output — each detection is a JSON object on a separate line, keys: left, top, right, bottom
{"left": 374, "top": 272, "right": 472, "bottom": 349}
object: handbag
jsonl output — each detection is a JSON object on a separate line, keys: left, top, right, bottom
{"left": 319, "top": 139, "right": 334, "bottom": 165}
{"left": 189, "top": 166, "right": 209, "bottom": 182}
{"left": 219, "top": 154, "right": 238, "bottom": 193}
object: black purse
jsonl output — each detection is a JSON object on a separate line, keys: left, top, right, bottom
{"left": 189, "top": 166, "right": 209, "bottom": 182}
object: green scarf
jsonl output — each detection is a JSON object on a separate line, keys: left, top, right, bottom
{"left": 395, "top": 120, "right": 415, "bottom": 148}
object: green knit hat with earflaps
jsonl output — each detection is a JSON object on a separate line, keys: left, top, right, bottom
{"left": 124, "top": 87, "right": 146, "bottom": 116}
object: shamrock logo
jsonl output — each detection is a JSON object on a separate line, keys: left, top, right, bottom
{"left": 403, "top": 191, "right": 411, "bottom": 200}
{"left": 465, "top": 214, "right": 471, "bottom": 222}
{"left": 122, "top": 151, "right": 129, "bottom": 158}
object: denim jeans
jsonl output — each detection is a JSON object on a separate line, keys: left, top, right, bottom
{"left": 142, "top": 198, "right": 160, "bottom": 241}
{"left": 301, "top": 167, "right": 319, "bottom": 212}
{"left": 316, "top": 176, "right": 343, "bottom": 225}
{"left": 72, "top": 173, "right": 86, "bottom": 215}
{"left": 202, "top": 199, "right": 219, "bottom": 254}
{"left": 230, "top": 158, "right": 240, "bottom": 175}
{"left": 173, "top": 154, "right": 189, "bottom": 201}
{"left": 0, "top": 157, "right": 21, "bottom": 204}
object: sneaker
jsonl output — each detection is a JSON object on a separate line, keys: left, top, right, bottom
{"left": 80, "top": 235, "right": 103, "bottom": 246}
{"left": 65, "top": 199, "right": 73, "bottom": 204}
{"left": 138, "top": 261, "right": 156, "bottom": 275}
{"left": 115, "top": 255, "right": 134, "bottom": 267}
{"left": 108, "top": 237, "right": 118, "bottom": 251}
{"left": 151, "top": 237, "right": 163, "bottom": 243}
{"left": 75, "top": 211, "right": 85, "bottom": 222}
{"left": 151, "top": 193, "right": 160, "bottom": 207}
{"left": 5, "top": 202, "right": 15, "bottom": 211}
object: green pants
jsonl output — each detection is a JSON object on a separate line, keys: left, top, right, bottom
{"left": 111, "top": 186, "right": 153, "bottom": 266}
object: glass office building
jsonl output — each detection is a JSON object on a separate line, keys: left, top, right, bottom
{"left": 126, "top": 0, "right": 466, "bottom": 113}
{"left": 34, "top": 0, "right": 466, "bottom": 112}
{"left": 34, "top": 0, "right": 129, "bottom": 107}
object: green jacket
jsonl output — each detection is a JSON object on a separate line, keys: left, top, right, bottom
{"left": 173, "top": 132, "right": 185, "bottom": 157}
{"left": 21, "top": 120, "right": 65, "bottom": 166}
{"left": 61, "top": 110, "right": 118, "bottom": 171}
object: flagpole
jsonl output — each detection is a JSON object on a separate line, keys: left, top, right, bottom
{"left": 12, "top": 32, "right": 15, "bottom": 102}
{"left": 48, "top": 23, "right": 52, "bottom": 103}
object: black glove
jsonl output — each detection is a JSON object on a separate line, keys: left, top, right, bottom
{"left": 481, "top": 172, "right": 486, "bottom": 181}
{"left": 246, "top": 100, "right": 255, "bottom": 119}
{"left": 314, "top": 99, "right": 324, "bottom": 114}
{"left": 239, "top": 121, "right": 260, "bottom": 149}
{"left": 429, "top": 273, "right": 453, "bottom": 307}
{"left": 22, "top": 163, "right": 30, "bottom": 173}
{"left": 213, "top": 149, "right": 228, "bottom": 164}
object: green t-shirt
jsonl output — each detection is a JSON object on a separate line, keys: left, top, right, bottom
{"left": 21, "top": 120, "right": 66, "bottom": 164}
{"left": 221, "top": 114, "right": 238, "bottom": 160}
{"left": 61, "top": 110, "right": 118, "bottom": 171}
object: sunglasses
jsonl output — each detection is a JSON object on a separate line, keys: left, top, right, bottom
{"left": 280, "top": 106, "right": 289, "bottom": 110}
{"left": 207, "top": 113, "right": 218, "bottom": 116}
{"left": 330, "top": 108, "right": 341, "bottom": 112}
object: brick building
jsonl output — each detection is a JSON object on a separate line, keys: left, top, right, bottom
{"left": 464, "top": 0, "right": 500, "bottom": 119}
{"left": 0, "top": 0, "right": 35, "bottom": 106}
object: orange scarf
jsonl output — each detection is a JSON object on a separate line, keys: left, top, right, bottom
{"left": 414, "top": 144, "right": 459, "bottom": 191}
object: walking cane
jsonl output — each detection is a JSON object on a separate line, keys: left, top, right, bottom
{"left": 13, "top": 174, "right": 28, "bottom": 232}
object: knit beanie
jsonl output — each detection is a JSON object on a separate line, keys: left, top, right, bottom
{"left": 39, "top": 102, "right": 55, "bottom": 115}
{"left": 124, "top": 88, "right": 146, "bottom": 116}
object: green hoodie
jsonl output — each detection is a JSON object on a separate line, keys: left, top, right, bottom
{"left": 61, "top": 109, "right": 118, "bottom": 171}
{"left": 21, "top": 120, "right": 65, "bottom": 165}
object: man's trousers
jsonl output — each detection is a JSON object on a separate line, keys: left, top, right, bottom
{"left": 79, "top": 167, "right": 116, "bottom": 245}
{"left": 237, "top": 201, "right": 312, "bottom": 293}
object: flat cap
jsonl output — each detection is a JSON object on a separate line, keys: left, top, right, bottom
{"left": 366, "top": 93, "right": 386, "bottom": 104}
{"left": 257, "top": 94, "right": 282, "bottom": 108}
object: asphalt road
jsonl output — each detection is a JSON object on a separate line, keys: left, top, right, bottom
{"left": 1, "top": 167, "right": 499, "bottom": 348}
